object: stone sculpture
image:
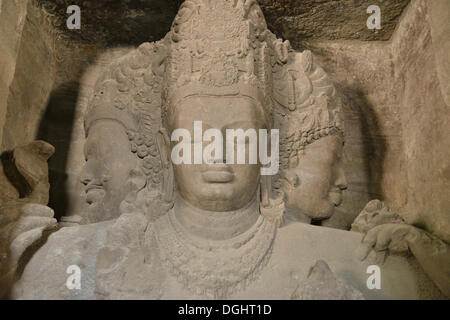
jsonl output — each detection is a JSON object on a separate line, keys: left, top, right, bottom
{"left": 275, "top": 52, "right": 347, "bottom": 223}
{"left": 76, "top": 48, "right": 164, "bottom": 224}
{"left": 291, "top": 260, "right": 364, "bottom": 300}
{"left": 351, "top": 200, "right": 405, "bottom": 234}
{"left": 2, "top": 0, "right": 448, "bottom": 299}
{"left": 354, "top": 201, "right": 450, "bottom": 297}
{"left": 0, "top": 141, "right": 57, "bottom": 298}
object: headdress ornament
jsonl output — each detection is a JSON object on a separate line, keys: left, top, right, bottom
{"left": 161, "top": 0, "right": 291, "bottom": 128}
{"left": 85, "top": 43, "right": 165, "bottom": 188}
{"left": 273, "top": 50, "right": 345, "bottom": 169}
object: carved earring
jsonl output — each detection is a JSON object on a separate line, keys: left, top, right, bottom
{"left": 119, "top": 168, "right": 147, "bottom": 215}
{"left": 260, "top": 175, "right": 271, "bottom": 208}
{"left": 260, "top": 133, "right": 272, "bottom": 207}
{"left": 156, "top": 128, "right": 175, "bottom": 204}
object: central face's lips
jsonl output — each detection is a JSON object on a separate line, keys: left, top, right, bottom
{"left": 201, "top": 165, "right": 234, "bottom": 183}
{"left": 86, "top": 184, "right": 103, "bottom": 192}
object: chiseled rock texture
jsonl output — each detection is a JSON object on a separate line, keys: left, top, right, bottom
{"left": 351, "top": 200, "right": 404, "bottom": 234}
{"left": 34, "top": 0, "right": 409, "bottom": 46}
{"left": 307, "top": 0, "right": 450, "bottom": 240}
{"left": 0, "top": 0, "right": 27, "bottom": 150}
{"left": 260, "top": 0, "right": 410, "bottom": 43}
{"left": 0, "top": 0, "right": 56, "bottom": 152}
{"left": 291, "top": 260, "right": 364, "bottom": 300}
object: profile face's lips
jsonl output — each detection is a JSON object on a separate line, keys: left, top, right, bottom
{"left": 329, "top": 188, "right": 343, "bottom": 206}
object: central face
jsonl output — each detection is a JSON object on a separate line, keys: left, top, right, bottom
{"left": 170, "top": 95, "right": 266, "bottom": 212}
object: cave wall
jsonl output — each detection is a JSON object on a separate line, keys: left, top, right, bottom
{"left": 0, "top": 1, "right": 104, "bottom": 218}
{"left": 0, "top": 0, "right": 28, "bottom": 149}
{"left": 392, "top": 0, "right": 450, "bottom": 243}
{"left": 306, "top": 0, "right": 450, "bottom": 240}
{"left": 306, "top": 39, "right": 398, "bottom": 229}
{"left": 0, "top": 0, "right": 56, "bottom": 151}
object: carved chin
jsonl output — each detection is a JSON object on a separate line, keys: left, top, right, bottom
{"left": 328, "top": 190, "right": 343, "bottom": 207}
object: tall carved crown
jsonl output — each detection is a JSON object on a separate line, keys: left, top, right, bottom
{"left": 85, "top": 0, "right": 344, "bottom": 174}
{"left": 161, "top": 0, "right": 291, "bottom": 127}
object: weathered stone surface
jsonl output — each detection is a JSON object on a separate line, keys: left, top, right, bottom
{"left": 12, "top": 216, "right": 444, "bottom": 299}
{"left": 304, "top": 39, "right": 401, "bottom": 229}
{"left": 357, "top": 221, "right": 450, "bottom": 298}
{"left": 299, "top": 0, "right": 450, "bottom": 237}
{"left": 0, "top": 0, "right": 28, "bottom": 149}
{"left": 351, "top": 200, "right": 404, "bottom": 234}
{"left": 37, "top": 0, "right": 183, "bottom": 46}
{"left": 0, "top": 0, "right": 447, "bottom": 239}
{"left": 0, "top": 140, "right": 57, "bottom": 298}
{"left": 391, "top": 0, "right": 450, "bottom": 243}
{"left": 35, "top": 0, "right": 409, "bottom": 46}
{"left": 1, "top": 0, "right": 57, "bottom": 151}
{"left": 3, "top": 0, "right": 447, "bottom": 300}
{"left": 428, "top": 0, "right": 450, "bottom": 107}
{"left": 291, "top": 260, "right": 364, "bottom": 300}
{"left": 260, "top": 0, "right": 410, "bottom": 45}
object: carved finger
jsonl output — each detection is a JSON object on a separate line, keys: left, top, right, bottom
{"left": 9, "top": 227, "right": 46, "bottom": 267}
{"left": 356, "top": 242, "right": 374, "bottom": 261}
{"left": 372, "top": 250, "right": 387, "bottom": 266}
{"left": 356, "top": 230, "right": 378, "bottom": 261}
{"left": 374, "top": 226, "right": 393, "bottom": 252}
{"left": 20, "top": 203, "right": 55, "bottom": 218}
{"left": 389, "top": 225, "right": 415, "bottom": 253}
{"left": 11, "top": 216, "right": 57, "bottom": 241}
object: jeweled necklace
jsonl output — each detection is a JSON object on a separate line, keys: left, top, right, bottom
{"left": 154, "top": 195, "right": 277, "bottom": 299}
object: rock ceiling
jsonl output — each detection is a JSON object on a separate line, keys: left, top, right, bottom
{"left": 38, "top": 0, "right": 410, "bottom": 47}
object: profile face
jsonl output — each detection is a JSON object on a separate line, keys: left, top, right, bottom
{"left": 281, "top": 135, "right": 347, "bottom": 221}
{"left": 169, "top": 95, "right": 267, "bottom": 212}
{"left": 80, "top": 120, "right": 140, "bottom": 222}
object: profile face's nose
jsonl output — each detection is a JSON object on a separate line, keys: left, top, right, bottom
{"left": 335, "top": 166, "right": 348, "bottom": 190}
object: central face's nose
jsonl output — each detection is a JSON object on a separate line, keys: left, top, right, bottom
{"left": 80, "top": 168, "right": 92, "bottom": 186}
{"left": 80, "top": 160, "right": 102, "bottom": 187}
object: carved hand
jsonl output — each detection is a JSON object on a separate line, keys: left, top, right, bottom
{"left": 0, "top": 203, "right": 57, "bottom": 297}
{"left": 356, "top": 223, "right": 421, "bottom": 262}
{"left": 0, "top": 140, "right": 56, "bottom": 297}
{"left": 357, "top": 223, "right": 450, "bottom": 297}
